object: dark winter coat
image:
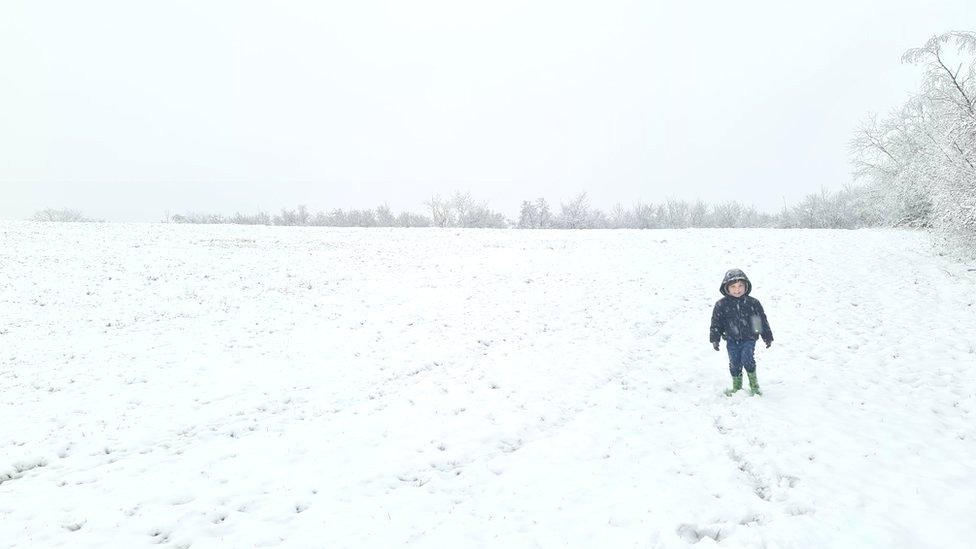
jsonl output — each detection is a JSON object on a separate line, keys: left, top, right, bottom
{"left": 709, "top": 269, "right": 773, "bottom": 344}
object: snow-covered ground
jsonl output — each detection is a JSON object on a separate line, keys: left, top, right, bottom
{"left": 1, "top": 222, "right": 974, "bottom": 548}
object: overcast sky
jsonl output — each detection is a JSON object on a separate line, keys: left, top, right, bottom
{"left": 1, "top": 0, "right": 973, "bottom": 221}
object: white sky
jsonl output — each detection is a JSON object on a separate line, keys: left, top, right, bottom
{"left": 1, "top": 0, "right": 973, "bottom": 221}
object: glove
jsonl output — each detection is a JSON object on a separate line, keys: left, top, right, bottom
{"left": 712, "top": 341, "right": 720, "bottom": 351}
{"left": 764, "top": 340, "right": 772, "bottom": 349}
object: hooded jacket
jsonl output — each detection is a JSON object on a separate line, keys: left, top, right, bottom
{"left": 709, "top": 269, "right": 773, "bottom": 344}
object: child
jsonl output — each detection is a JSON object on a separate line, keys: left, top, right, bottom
{"left": 709, "top": 269, "right": 773, "bottom": 395}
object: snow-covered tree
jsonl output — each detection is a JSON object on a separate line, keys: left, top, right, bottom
{"left": 425, "top": 196, "right": 451, "bottom": 227}
{"left": 632, "top": 202, "right": 659, "bottom": 229}
{"left": 852, "top": 31, "right": 976, "bottom": 250}
{"left": 608, "top": 203, "right": 632, "bottom": 229}
{"left": 557, "top": 192, "right": 592, "bottom": 229}
{"left": 423, "top": 192, "right": 507, "bottom": 228}
{"left": 517, "top": 200, "right": 539, "bottom": 229}
{"left": 665, "top": 199, "right": 691, "bottom": 228}
{"left": 536, "top": 198, "right": 554, "bottom": 229}
{"left": 273, "top": 207, "right": 306, "bottom": 226}
{"left": 689, "top": 200, "right": 710, "bottom": 228}
{"left": 375, "top": 203, "right": 396, "bottom": 227}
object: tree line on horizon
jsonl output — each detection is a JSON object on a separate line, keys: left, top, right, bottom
{"left": 30, "top": 185, "right": 879, "bottom": 230}
{"left": 160, "top": 186, "right": 875, "bottom": 230}
{"left": 166, "top": 192, "right": 781, "bottom": 229}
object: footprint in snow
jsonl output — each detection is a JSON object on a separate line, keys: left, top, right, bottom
{"left": 676, "top": 523, "right": 725, "bottom": 543}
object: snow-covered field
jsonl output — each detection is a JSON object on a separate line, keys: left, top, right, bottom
{"left": 1, "top": 222, "right": 975, "bottom": 548}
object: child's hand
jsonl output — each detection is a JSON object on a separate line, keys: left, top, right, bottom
{"left": 712, "top": 342, "right": 720, "bottom": 351}
{"left": 764, "top": 340, "right": 772, "bottom": 349}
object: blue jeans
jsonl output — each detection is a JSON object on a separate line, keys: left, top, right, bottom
{"left": 726, "top": 339, "right": 756, "bottom": 376}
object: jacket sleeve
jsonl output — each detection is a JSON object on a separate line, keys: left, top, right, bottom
{"left": 709, "top": 302, "right": 723, "bottom": 343}
{"left": 755, "top": 301, "right": 773, "bottom": 343}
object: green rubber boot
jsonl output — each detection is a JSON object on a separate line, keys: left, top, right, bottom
{"left": 724, "top": 375, "right": 742, "bottom": 396}
{"left": 747, "top": 371, "right": 762, "bottom": 396}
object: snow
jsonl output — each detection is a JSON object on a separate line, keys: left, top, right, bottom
{"left": 1, "top": 222, "right": 974, "bottom": 548}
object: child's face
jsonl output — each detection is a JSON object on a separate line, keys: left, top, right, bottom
{"left": 727, "top": 281, "right": 746, "bottom": 297}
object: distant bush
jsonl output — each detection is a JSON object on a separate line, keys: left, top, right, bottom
{"left": 228, "top": 211, "right": 271, "bottom": 225}
{"left": 394, "top": 211, "right": 432, "bottom": 228}
{"left": 171, "top": 212, "right": 224, "bottom": 224}
{"left": 31, "top": 208, "right": 95, "bottom": 222}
